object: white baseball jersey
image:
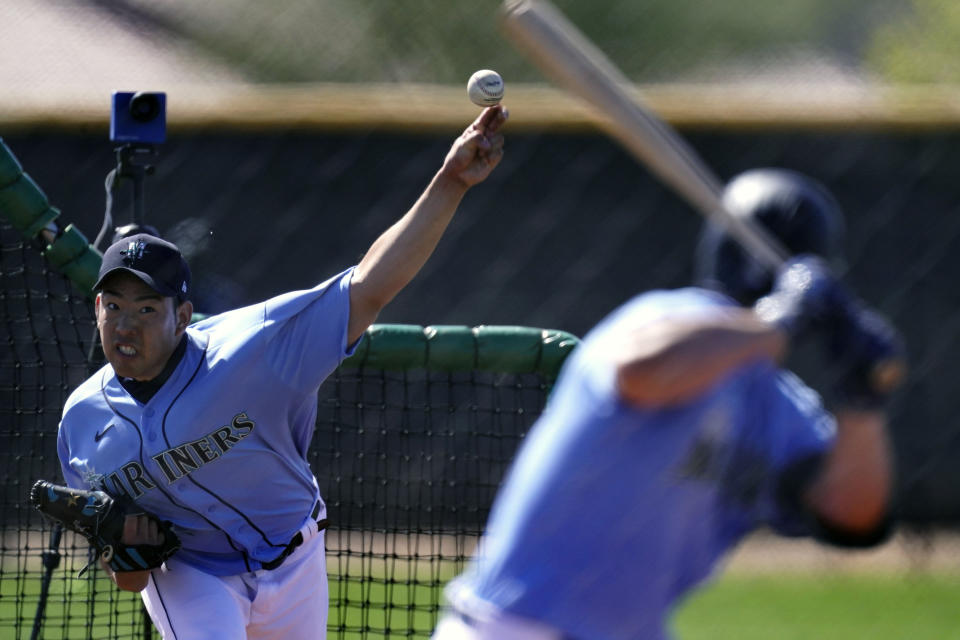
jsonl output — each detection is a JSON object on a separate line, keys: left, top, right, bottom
{"left": 57, "top": 268, "right": 356, "bottom": 576}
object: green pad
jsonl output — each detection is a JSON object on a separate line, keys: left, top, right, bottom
{"left": 540, "top": 328, "right": 581, "bottom": 374}
{"left": 0, "top": 138, "right": 24, "bottom": 187}
{"left": 474, "top": 325, "right": 563, "bottom": 374}
{"left": 343, "top": 323, "right": 579, "bottom": 378}
{"left": 43, "top": 224, "right": 102, "bottom": 298}
{"left": 22, "top": 206, "right": 61, "bottom": 239}
{"left": 58, "top": 244, "right": 103, "bottom": 296}
{"left": 43, "top": 224, "right": 91, "bottom": 268}
{"left": 423, "top": 324, "right": 479, "bottom": 372}
{"left": 0, "top": 174, "right": 53, "bottom": 236}
{"left": 348, "top": 324, "right": 428, "bottom": 370}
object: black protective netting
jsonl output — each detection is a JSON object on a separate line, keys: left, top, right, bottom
{"left": 317, "top": 368, "right": 548, "bottom": 638}
{"left": 1, "top": 223, "right": 555, "bottom": 638}
{"left": 5, "top": 120, "right": 960, "bottom": 638}
{"left": 1, "top": 225, "right": 154, "bottom": 639}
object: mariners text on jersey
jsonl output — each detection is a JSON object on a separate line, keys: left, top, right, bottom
{"left": 104, "top": 412, "right": 257, "bottom": 498}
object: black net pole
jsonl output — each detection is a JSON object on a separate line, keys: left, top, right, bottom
{"left": 30, "top": 524, "right": 63, "bottom": 640}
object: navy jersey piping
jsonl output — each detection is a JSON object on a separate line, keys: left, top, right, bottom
{"left": 98, "top": 369, "right": 251, "bottom": 567}
{"left": 159, "top": 339, "right": 299, "bottom": 551}
{"left": 150, "top": 573, "right": 179, "bottom": 640}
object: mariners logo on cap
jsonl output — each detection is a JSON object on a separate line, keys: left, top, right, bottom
{"left": 120, "top": 240, "right": 147, "bottom": 265}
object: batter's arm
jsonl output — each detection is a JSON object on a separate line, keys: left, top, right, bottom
{"left": 616, "top": 310, "right": 787, "bottom": 408}
{"left": 347, "top": 106, "right": 507, "bottom": 345}
{"left": 802, "top": 408, "right": 893, "bottom": 536}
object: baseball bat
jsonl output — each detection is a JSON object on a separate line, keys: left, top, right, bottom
{"left": 498, "top": 0, "right": 788, "bottom": 270}
{"left": 499, "top": 0, "right": 905, "bottom": 394}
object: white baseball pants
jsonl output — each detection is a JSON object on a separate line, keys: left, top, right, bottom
{"left": 141, "top": 529, "right": 327, "bottom": 639}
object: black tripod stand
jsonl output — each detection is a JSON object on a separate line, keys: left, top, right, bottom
{"left": 96, "top": 142, "right": 161, "bottom": 248}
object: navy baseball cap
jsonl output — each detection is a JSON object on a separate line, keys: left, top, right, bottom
{"left": 94, "top": 233, "right": 190, "bottom": 300}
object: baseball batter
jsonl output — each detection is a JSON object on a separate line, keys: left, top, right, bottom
{"left": 434, "top": 169, "right": 904, "bottom": 640}
{"left": 57, "top": 105, "right": 507, "bottom": 639}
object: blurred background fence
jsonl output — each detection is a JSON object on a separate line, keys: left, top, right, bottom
{"left": 7, "top": 109, "right": 960, "bottom": 523}
{"left": 4, "top": 0, "right": 960, "bottom": 638}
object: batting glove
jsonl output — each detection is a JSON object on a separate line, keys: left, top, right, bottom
{"left": 828, "top": 302, "right": 906, "bottom": 410}
{"left": 753, "top": 255, "right": 845, "bottom": 341}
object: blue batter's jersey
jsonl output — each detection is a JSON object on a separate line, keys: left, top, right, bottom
{"left": 57, "top": 268, "right": 356, "bottom": 576}
{"left": 445, "top": 288, "right": 836, "bottom": 640}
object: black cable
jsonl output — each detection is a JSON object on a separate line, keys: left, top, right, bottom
{"left": 93, "top": 167, "right": 119, "bottom": 252}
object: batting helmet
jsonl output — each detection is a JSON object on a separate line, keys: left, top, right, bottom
{"left": 694, "top": 168, "right": 846, "bottom": 305}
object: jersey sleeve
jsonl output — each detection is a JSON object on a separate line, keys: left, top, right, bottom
{"left": 193, "top": 267, "right": 357, "bottom": 394}
{"left": 260, "top": 267, "right": 358, "bottom": 393}
{"left": 578, "top": 288, "right": 742, "bottom": 401}
{"left": 757, "top": 369, "right": 837, "bottom": 537}
{"left": 764, "top": 371, "right": 894, "bottom": 547}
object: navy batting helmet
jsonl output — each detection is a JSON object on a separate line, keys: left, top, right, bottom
{"left": 694, "top": 168, "right": 846, "bottom": 305}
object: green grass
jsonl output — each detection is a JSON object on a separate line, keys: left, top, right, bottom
{"left": 671, "top": 572, "right": 960, "bottom": 640}
{"left": 332, "top": 571, "right": 960, "bottom": 639}
{"left": 328, "top": 577, "right": 444, "bottom": 638}
{"left": 1, "top": 568, "right": 147, "bottom": 639}
{"left": 5, "top": 570, "right": 960, "bottom": 639}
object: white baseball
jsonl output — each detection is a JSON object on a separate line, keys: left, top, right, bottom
{"left": 467, "top": 69, "right": 504, "bottom": 107}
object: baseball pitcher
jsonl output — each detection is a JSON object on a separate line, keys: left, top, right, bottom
{"left": 45, "top": 105, "right": 507, "bottom": 639}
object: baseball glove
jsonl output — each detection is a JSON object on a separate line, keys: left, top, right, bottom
{"left": 30, "top": 480, "right": 180, "bottom": 574}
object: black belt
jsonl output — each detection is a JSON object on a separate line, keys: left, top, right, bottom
{"left": 261, "top": 502, "right": 328, "bottom": 571}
